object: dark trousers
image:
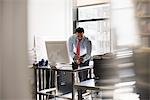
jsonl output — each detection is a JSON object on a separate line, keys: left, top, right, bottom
{"left": 79, "top": 60, "right": 90, "bottom": 82}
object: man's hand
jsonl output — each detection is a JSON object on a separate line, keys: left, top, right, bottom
{"left": 79, "top": 57, "right": 84, "bottom": 63}
{"left": 73, "top": 55, "right": 84, "bottom": 64}
{"left": 73, "top": 54, "right": 78, "bottom": 61}
{"left": 73, "top": 55, "right": 80, "bottom": 64}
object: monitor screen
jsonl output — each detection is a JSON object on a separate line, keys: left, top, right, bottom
{"left": 45, "top": 41, "right": 70, "bottom": 65}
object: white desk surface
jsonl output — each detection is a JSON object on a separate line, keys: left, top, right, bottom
{"left": 74, "top": 79, "right": 115, "bottom": 90}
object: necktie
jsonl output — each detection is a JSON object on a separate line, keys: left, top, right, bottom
{"left": 76, "top": 39, "right": 80, "bottom": 59}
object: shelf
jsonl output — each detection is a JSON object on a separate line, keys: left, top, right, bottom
{"left": 140, "top": 33, "right": 150, "bottom": 36}
{"left": 135, "top": 0, "right": 150, "bottom": 2}
{"left": 136, "top": 47, "right": 150, "bottom": 53}
{"left": 136, "top": 15, "right": 150, "bottom": 18}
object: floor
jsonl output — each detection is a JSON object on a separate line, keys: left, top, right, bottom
{"left": 48, "top": 92, "right": 140, "bottom": 100}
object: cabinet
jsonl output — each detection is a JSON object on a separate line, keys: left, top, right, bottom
{"left": 134, "top": 1, "right": 150, "bottom": 99}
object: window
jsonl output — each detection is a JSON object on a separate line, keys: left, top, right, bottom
{"left": 77, "top": 3, "right": 111, "bottom": 55}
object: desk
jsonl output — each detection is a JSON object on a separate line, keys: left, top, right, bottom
{"left": 74, "top": 79, "right": 115, "bottom": 100}
{"left": 52, "top": 65, "right": 93, "bottom": 100}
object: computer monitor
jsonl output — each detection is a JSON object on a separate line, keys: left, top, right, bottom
{"left": 45, "top": 41, "right": 70, "bottom": 65}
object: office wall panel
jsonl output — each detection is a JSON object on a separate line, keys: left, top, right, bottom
{"left": 28, "top": 0, "right": 73, "bottom": 62}
{"left": 0, "top": 0, "right": 2, "bottom": 98}
{"left": 0, "top": 0, "right": 32, "bottom": 99}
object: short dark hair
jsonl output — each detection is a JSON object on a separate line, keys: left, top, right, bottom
{"left": 75, "top": 27, "right": 84, "bottom": 33}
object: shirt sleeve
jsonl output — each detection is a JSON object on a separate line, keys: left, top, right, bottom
{"left": 68, "top": 36, "right": 75, "bottom": 59}
{"left": 83, "top": 39, "right": 92, "bottom": 63}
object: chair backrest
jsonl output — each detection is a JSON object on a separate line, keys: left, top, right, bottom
{"left": 34, "top": 65, "right": 55, "bottom": 100}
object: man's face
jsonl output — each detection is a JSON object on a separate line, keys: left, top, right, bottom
{"left": 76, "top": 32, "right": 84, "bottom": 40}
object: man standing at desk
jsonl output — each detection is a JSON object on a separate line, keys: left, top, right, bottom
{"left": 68, "top": 27, "right": 92, "bottom": 82}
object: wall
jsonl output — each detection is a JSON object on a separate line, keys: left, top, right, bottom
{"left": 111, "top": 0, "right": 139, "bottom": 47}
{"left": 0, "top": 0, "right": 2, "bottom": 98}
{"left": 0, "top": 0, "right": 73, "bottom": 99}
{"left": 0, "top": 0, "right": 32, "bottom": 99}
{"left": 77, "top": 0, "right": 109, "bottom": 6}
{"left": 28, "top": 0, "right": 73, "bottom": 62}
